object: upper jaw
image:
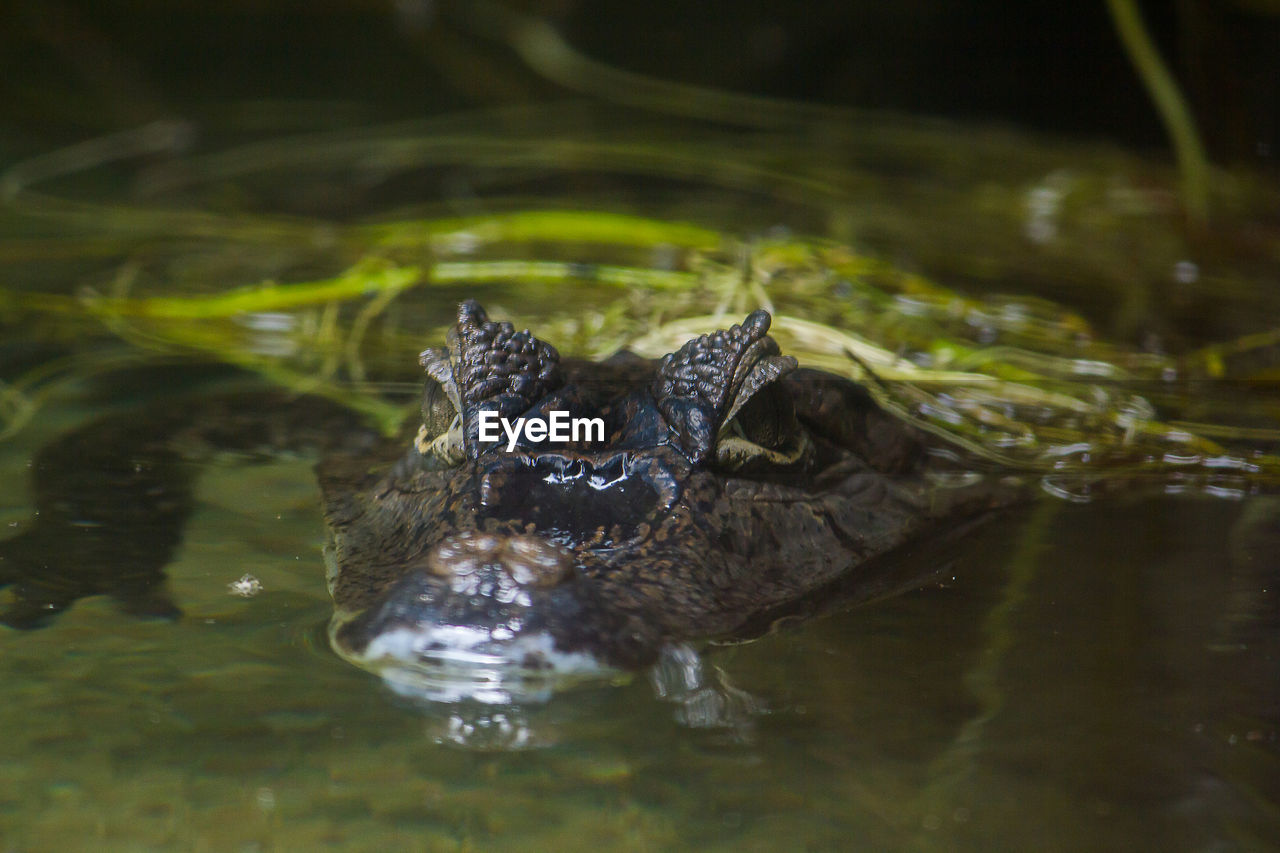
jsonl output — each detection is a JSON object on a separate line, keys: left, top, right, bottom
{"left": 333, "top": 618, "right": 618, "bottom": 705}
{"left": 325, "top": 539, "right": 660, "bottom": 704}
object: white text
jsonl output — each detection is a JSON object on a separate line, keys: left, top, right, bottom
{"left": 477, "top": 410, "right": 605, "bottom": 452}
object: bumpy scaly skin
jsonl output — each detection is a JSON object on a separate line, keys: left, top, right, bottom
{"left": 0, "top": 300, "right": 1013, "bottom": 690}
{"left": 321, "top": 303, "right": 1013, "bottom": 680}
{"left": 653, "top": 309, "right": 792, "bottom": 463}
{"left": 437, "top": 300, "right": 563, "bottom": 457}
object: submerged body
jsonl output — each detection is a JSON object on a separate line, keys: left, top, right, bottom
{"left": 0, "top": 302, "right": 1009, "bottom": 701}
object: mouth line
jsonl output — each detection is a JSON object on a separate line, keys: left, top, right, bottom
{"left": 376, "top": 657, "right": 615, "bottom": 705}
{"left": 328, "top": 612, "right": 617, "bottom": 704}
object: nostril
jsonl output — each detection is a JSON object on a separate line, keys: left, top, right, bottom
{"left": 426, "top": 552, "right": 483, "bottom": 578}
{"left": 501, "top": 535, "right": 572, "bottom": 588}
{"left": 424, "top": 532, "right": 573, "bottom": 589}
{"left": 426, "top": 530, "right": 503, "bottom": 578}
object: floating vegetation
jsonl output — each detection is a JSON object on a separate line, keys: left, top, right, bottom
{"left": 2, "top": 109, "right": 1278, "bottom": 499}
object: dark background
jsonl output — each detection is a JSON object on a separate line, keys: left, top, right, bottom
{"left": 1, "top": 0, "right": 1276, "bottom": 169}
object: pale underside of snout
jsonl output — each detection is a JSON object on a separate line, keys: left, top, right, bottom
{"left": 324, "top": 534, "right": 624, "bottom": 704}
{"left": 330, "top": 616, "right": 617, "bottom": 704}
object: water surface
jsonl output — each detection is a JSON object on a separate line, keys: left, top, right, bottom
{"left": 1, "top": 28, "right": 1278, "bottom": 841}
{"left": 1, "top": 375, "right": 1277, "bottom": 850}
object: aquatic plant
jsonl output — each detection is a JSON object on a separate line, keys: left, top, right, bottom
{"left": 1, "top": 97, "right": 1277, "bottom": 497}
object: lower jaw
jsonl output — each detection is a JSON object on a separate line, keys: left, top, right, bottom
{"left": 376, "top": 660, "right": 612, "bottom": 705}
{"left": 328, "top": 613, "right": 619, "bottom": 704}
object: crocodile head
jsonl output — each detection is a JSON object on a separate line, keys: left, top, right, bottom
{"left": 322, "top": 300, "right": 974, "bottom": 702}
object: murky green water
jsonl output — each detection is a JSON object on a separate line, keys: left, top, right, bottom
{"left": 1, "top": 385, "right": 1278, "bottom": 850}
{"left": 2, "top": 5, "right": 1279, "bottom": 844}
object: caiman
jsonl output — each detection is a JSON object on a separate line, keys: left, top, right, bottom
{"left": 0, "top": 301, "right": 1010, "bottom": 701}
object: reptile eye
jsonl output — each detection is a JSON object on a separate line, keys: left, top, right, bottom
{"left": 730, "top": 382, "right": 795, "bottom": 450}
{"left": 417, "top": 347, "right": 464, "bottom": 464}
{"left": 716, "top": 379, "right": 809, "bottom": 471}
{"left": 421, "top": 380, "right": 457, "bottom": 439}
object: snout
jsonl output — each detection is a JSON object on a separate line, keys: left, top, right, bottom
{"left": 328, "top": 531, "right": 646, "bottom": 703}
{"left": 425, "top": 530, "right": 574, "bottom": 601}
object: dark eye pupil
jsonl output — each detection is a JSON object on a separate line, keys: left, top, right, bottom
{"left": 421, "top": 382, "right": 456, "bottom": 436}
{"left": 734, "top": 385, "right": 794, "bottom": 449}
